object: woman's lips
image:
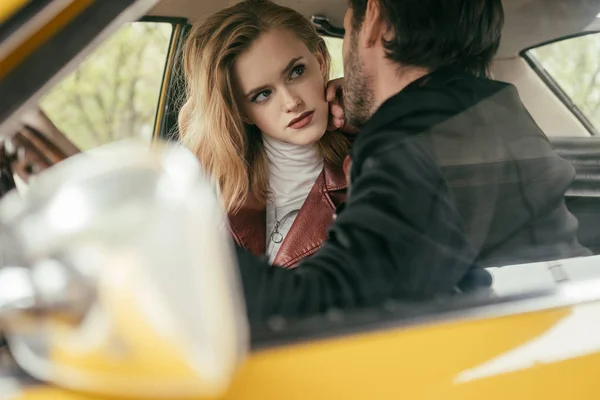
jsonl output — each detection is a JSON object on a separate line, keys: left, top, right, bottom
{"left": 288, "top": 111, "right": 314, "bottom": 129}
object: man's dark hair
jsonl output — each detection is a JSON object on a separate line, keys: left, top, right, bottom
{"left": 348, "top": 0, "right": 504, "bottom": 75}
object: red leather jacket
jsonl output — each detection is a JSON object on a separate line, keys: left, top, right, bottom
{"left": 228, "top": 161, "right": 347, "bottom": 269}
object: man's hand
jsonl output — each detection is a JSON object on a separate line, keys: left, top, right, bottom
{"left": 325, "top": 78, "right": 359, "bottom": 134}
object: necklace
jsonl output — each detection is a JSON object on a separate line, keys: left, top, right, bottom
{"left": 269, "top": 207, "right": 299, "bottom": 243}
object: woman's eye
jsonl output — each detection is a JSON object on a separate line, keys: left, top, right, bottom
{"left": 290, "top": 65, "right": 305, "bottom": 79}
{"left": 252, "top": 90, "right": 271, "bottom": 103}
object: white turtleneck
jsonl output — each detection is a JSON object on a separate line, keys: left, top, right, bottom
{"left": 263, "top": 135, "right": 324, "bottom": 263}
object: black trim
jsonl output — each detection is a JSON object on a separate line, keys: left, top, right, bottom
{"left": 0, "top": 0, "right": 53, "bottom": 47}
{"left": 520, "top": 31, "right": 600, "bottom": 136}
{"left": 157, "top": 23, "right": 191, "bottom": 142}
{"left": 140, "top": 15, "right": 188, "bottom": 25}
{"left": 0, "top": 148, "right": 16, "bottom": 199}
{"left": 0, "top": 0, "right": 138, "bottom": 128}
{"left": 311, "top": 15, "right": 344, "bottom": 38}
{"left": 249, "top": 286, "right": 556, "bottom": 350}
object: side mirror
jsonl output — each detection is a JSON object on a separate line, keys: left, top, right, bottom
{"left": 0, "top": 140, "right": 248, "bottom": 398}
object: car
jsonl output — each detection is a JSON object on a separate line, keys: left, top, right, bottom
{"left": 2, "top": 0, "right": 600, "bottom": 399}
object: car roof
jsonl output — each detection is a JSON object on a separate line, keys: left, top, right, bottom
{"left": 147, "top": 0, "right": 600, "bottom": 58}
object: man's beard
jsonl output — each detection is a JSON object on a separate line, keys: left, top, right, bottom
{"left": 342, "top": 31, "right": 375, "bottom": 128}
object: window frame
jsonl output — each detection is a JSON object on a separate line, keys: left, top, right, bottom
{"left": 40, "top": 17, "right": 182, "bottom": 151}
{"left": 149, "top": 18, "right": 190, "bottom": 143}
{"left": 521, "top": 30, "right": 600, "bottom": 136}
{"left": 153, "top": 27, "right": 600, "bottom": 350}
{"left": 139, "top": 16, "right": 188, "bottom": 143}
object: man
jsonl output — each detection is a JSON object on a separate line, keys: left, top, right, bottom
{"left": 236, "top": 0, "right": 590, "bottom": 322}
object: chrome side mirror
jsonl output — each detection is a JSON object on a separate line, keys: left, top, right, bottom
{"left": 0, "top": 140, "right": 248, "bottom": 398}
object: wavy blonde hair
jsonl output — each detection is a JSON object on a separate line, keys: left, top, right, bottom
{"left": 178, "top": 0, "right": 349, "bottom": 214}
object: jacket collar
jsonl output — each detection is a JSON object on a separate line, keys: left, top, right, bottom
{"left": 357, "top": 66, "right": 479, "bottom": 138}
{"left": 323, "top": 159, "right": 348, "bottom": 193}
{"left": 272, "top": 161, "right": 346, "bottom": 267}
{"left": 228, "top": 161, "right": 347, "bottom": 266}
{"left": 228, "top": 194, "right": 266, "bottom": 257}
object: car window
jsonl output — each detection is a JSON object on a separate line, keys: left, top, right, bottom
{"left": 39, "top": 22, "right": 173, "bottom": 151}
{"left": 322, "top": 36, "right": 343, "bottom": 79}
{"left": 525, "top": 32, "right": 600, "bottom": 134}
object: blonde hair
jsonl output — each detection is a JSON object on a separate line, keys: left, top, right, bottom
{"left": 179, "top": 0, "right": 349, "bottom": 213}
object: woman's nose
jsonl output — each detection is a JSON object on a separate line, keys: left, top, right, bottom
{"left": 282, "top": 89, "right": 302, "bottom": 112}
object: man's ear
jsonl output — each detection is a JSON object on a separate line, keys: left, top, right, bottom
{"left": 362, "top": 0, "right": 386, "bottom": 49}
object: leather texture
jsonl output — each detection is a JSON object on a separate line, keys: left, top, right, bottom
{"left": 228, "top": 161, "right": 347, "bottom": 268}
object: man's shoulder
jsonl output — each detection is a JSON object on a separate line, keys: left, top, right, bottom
{"left": 351, "top": 74, "right": 529, "bottom": 167}
{"left": 361, "top": 73, "right": 515, "bottom": 135}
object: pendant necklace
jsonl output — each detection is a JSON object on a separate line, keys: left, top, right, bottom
{"left": 269, "top": 207, "right": 299, "bottom": 243}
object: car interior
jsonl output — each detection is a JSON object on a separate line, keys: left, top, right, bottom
{"left": 66, "top": 0, "right": 600, "bottom": 258}
{"left": 2, "top": 0, "right": 600, "bottom": 345}
{"left": 151, "top": 0, "right": 600, "bottom": 264}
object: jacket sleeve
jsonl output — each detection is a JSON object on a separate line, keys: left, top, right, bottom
{"left": 236, "top": 139, "right": 479, "bottom": 322}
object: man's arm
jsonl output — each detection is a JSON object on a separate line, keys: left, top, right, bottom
{"left": 237, "top": 139, "right": 479, "bottom": 322}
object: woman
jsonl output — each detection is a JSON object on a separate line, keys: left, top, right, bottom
{"left": 178, "top": 0, "right": 350, "bottom": 268}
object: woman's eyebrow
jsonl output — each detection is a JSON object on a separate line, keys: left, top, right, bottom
{"left": 245, "top": 56, "right": 304, "bottom": 98}
{"left": 279, "top": 56, "right": 303, "bottom": 77}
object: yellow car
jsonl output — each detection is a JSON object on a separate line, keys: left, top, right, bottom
{"left": 2, "top": 0, "right": 600, "bottom": 399}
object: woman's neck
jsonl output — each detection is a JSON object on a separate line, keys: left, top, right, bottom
{"left": 263, "top": 135, "right": 324, "bottom": 208}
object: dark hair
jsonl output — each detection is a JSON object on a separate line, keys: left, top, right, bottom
{"left": 348, "top": 0, "right": 504, "bottom": 75}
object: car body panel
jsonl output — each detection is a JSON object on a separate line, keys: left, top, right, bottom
{"left": 4, "top": 300, "right": 600, "bottom": 399}
{"left": 0, "top": 0, "right": 29, "bottom": 24}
